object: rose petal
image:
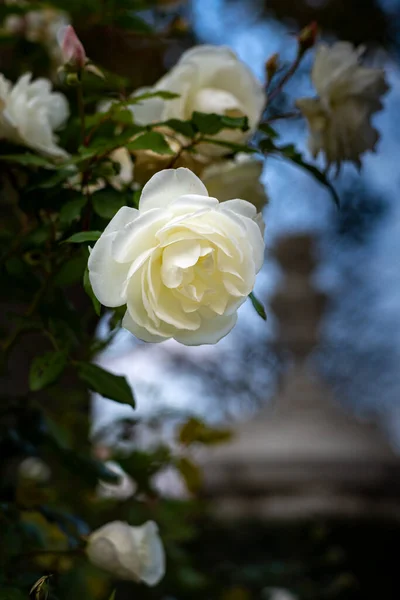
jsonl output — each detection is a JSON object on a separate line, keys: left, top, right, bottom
{"left": 139, "top": 168, "right": 209, "bottom": 212}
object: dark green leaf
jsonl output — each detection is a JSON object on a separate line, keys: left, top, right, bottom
{"left": 77, "top": 362, "right": 135, "bottom": 407}
{"left": 249, "top": 292, "right": 267, "bottom": 321}
{"left": 83, "top": 268, "right": 101, "bottom": 316}
{"left": 108, "top": 592, "right": 116, "bottom": 600}
{"left": 162, "top": 118, "right": 196, "bottom": 138}
{"left": 192, "top": 111, "right": 249, "bottom": 135}
{"left": 59, "top": 196, "right": 87, "bottom": 225}
{"left": 92, "top": 189, "right": 126, "bottom": 220}
{"left": 202, "top": 137, "right": 257, "bottom": 153}
{"left": 126, "top": 131, "right": 173, "bottom": 155}
{"left": 175, "top": 456, "right": 202, "bottom": 493}
{"left": 63, "top": 231, "right": 101, "bottom": 244}
{"left": 258, "top": 122, "right": 279, "bottom": 139}
{"left": 29, "top": 351, "right": 68, "bottom": 391}
{"left": 54, "top": 252, "right": 87, "bottom": 287}
{"left": 0, "top": 588, "right": 26, "bottom": 600}
{"left": 0, "top": 153, "right": 54, "bottom": 167}
{"left": 178, "top": 417, "right": 232, "bottom": 446}
{"left": 129, "top": 91, "right": 180, "bottom": 104}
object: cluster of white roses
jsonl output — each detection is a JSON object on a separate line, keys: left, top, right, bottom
{"left": 0, "top": 36, "right": 388, "bottom": 347}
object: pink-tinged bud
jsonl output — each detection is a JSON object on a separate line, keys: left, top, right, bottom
{"left": 60, "top": 25, "right": 86, "bottom": 70}
{"left": 298, "top": 21, "right": 318, "bottom": 54}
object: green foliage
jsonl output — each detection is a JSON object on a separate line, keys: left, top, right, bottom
{"left": 91, "top": 189, "right": 126, "bottom": 220}
{"left": 249, "top": 292, "right": 267, "bottom": 321}
{"left": 191, "top": 112, "right": 249, "bottom": 136}
{"left": 63, "top": 231, "right": 102, "bottom": 243}
{"left": 83, "top": 268, "right": 101, "bottom": 316}
{"left": 76, "top": 362, "right": 135, "bottom": 407}
{"left": 126, "top": 131, "right": 174, "bottom": 155}
{"left": 178, "top": 417, "right": 232, "bottom": 446}
{"left": 29, "top": 351, "right": 68, "bottom": 391}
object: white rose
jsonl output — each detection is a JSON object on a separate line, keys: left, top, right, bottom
{"left": 88, "top": 167, "right": 265, "bottom": 345}
{"left": 201, "top": 153, "right": 268, "bottom": 214}
{"left": 296, "top": 42, "right": 388, "bottom": 170}
{"left": 97, "top": 461, "right": 136, "bottom": 501}
{"left": 130, "top": 45, "right": 266, "bottom": 156}
{"left": 0, "top": 72, "right": 69, "bottom": 158}
{"left": 18, "top": 457, "right": 51, "bottom": 483}
{"left": 87, "top": 520, "right": 165, "bottom": 586}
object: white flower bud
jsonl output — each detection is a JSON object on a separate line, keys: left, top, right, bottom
{"left": 97, "top": 461, "right": 136, "bottom": 501}
{"left": 87, "top": 520, "right": 165, "bottom": 586}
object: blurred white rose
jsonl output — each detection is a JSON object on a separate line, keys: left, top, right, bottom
{"left": 4, "top": 8, "right": 70, "bottom": 67}
{"left": 297, "top": 42, "right": 388, "bottom": 170}
{"left": 201, "top": 153, "right": 268, "bottom": 213}
{"left": 87, "top": 520, "right": 165, "bottom": 586}
{"left": 264, "top": 589, "right": 297, "bottom": 600}
{"left": 130, "top": 45, "right": 266, "bottom": 156}
{"left": 0, "top": 72, "right": 69, "bottom": 158}
{"left": 88, "top": 167, "right": 265, "bottom": 345}
{"left": 97, "top": 461, "right": 136, "bottom": 501}
{"left": 18, "top": 457, "right": 51, "bottom": 483}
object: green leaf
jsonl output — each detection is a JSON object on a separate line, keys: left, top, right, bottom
{"left": 0, "top": 153, "right": 54, "bottom": 167}
{"left": 202, "top": 137, "right": 257, "bottom": 153}
{"left": 92, "top": 189, "right": 126, "bottom": 220}
{"left": 63, "top": 231, "right": 101, "bottom": 244}
{"left": 175, "top": 456, "right": 202, "bottom": 494}
{"left": 258, "top": 123, "right": 279, "bottom": 139}
{"left": 126, "top": 131, "right": 173, "bottom": 155}
{"left": 162, "top": 118, "right": 196, "bottom": 138}
{"left": 129, "top": 90, "right": 180, "bottom": 104}
{"left": 59, "top": 196, "right": 87, "bottom": 225}
{"left": 249, "top": 292, "right": 267, "bottom": 321}
{"left": 77, "top": 362, "right": 135, "bottom": 407}
{"left": 192, "top": 111, "right": 249, "bottom": 135}
{"left": 108, "top": 592, "right": 116, "bottom": 600}
{"left": 178, "top": 417, "right": 232, "bottom": 446}
{"left": 0, "top": 588, "right": 26, "bottom": 600}
{"left": 54, "top": 252, "right": 87, "bottom": 287}
{"left": 83, "top": 267, "right": 101, "bottom": 316}
{"left": 29, "top": 351, "right": 68, "bottom": 391}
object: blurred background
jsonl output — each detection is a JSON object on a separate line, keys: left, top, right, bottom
{"left": 87, "top": 0, "right": 400, "bottom": 598}
{"left": 3, "top": 0, "right": 400, "bottom": 598}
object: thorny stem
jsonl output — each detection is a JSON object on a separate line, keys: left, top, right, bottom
{"left": 267, "top": 53, "right": 303, "bottom": 104}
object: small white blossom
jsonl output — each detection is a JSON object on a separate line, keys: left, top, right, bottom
{"left": 0, "top": 72, "right": 69, "bottom": 158}
{"left": 18, "top": 457, "right": 51, "bottom": 483}
{"left": 87, "top": 520, "right": 165, "bottom": 586}
{"left": 97, "top": 461, "right": 136, "bottom": 501}
{"left": 297, "top": 41, "right": 388, "bottom": 171}
{"left": 88, "top": 167, "right": 265, "bottom": 345}
{"left": 130, "top": 45, "right": 266, "bottom": 156}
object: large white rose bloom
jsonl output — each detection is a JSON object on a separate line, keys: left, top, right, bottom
{"left": 0, "top": 73, "right": 69, "bottom": 158}
{"left": 87, "top": 520, "right": 165, "bottom": 586}
{"left": 296, "top": 42, "right": 388, "bottom": 170}
{"left": 88, "top": 168, "right": 265, "bottom": 345}
{"left": 130, "top": 45, "right": 266, "bottom": 156}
